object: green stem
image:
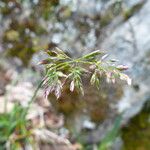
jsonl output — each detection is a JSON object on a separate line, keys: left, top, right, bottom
{"left": 21, "top": 80, "right": 44, "bottom": 119}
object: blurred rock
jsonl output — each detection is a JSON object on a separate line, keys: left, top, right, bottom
{"left": 65, "top": 0, "right": 150, "bottom": 145}
{"left": 100, "top": 0, "right": 150, "bottom": 125}
{"left": 0, "top": 0, "right": 150, "bottom": 149}
{"left": 123, "top": 0, "right": 146, "bottom": 8}
{"left": 0, "top": 96, "right": 14, "bottom": 113}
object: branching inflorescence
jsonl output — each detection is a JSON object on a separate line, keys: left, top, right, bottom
{"left": 39, "top": 47, "right": 131, "bottom": 99}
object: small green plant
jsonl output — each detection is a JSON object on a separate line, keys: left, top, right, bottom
{"left": 0, "top": 104, "right": 32, "bottom": 150}
{"left": 98, "top": 114, "right": 122, "bottom": 150}
{"left": 0, "top": 76, "right": 42, "bottom": 149}
{"left": 0, "top": 47, "right": 131, "bottom": 149}
{"left": 40, "top": 47, "right": 131, "bottom": 99}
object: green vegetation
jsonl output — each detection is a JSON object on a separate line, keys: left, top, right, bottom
{"left": 99, "top": 114, "right": 122, "bottom": 150}
{"left": 41, "top": 47, "right": 131, "bottom": 99}
{"left": 123, "top": 2, "right": 145, "bottom": 20}
{"left": 0, "top": 104, "right": 31, "bottom": 150}
{"left": 0, "top": 0, "right": 148, "bottom": 149}
{"left": 122, "top": 102, "right": 150, "bottom": 150}
{"left": 0, "top": 79, "right": 42, "bottom": 149}
{"left": 0, "top": 48, "right": 131, "bottom": 149}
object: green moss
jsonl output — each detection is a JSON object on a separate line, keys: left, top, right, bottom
{"left": 34, "top": 0, "right": 59, "bottom": 20}
{"left": 123, "top": 2, "right": 145, "bottom": 20}
{"left": 100, "top": 1, "right": 122, "bottom": 27}
{"left": 4, "top": 30, "right": 19, "bottom": 42}
{"left": 100, "top": 13, "right": 114, "bottom": 27}
{"left": 0, "top": 1, "right": 17, "bottom": 16}
{"left": 2, "top": 18, "right": 47, "bottom": 66}
{"left": 122, "top": 103, "right": 150, "bottom": 150}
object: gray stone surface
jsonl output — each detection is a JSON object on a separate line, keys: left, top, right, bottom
{"left": 101, "top": 0, "right": 150, "bottom": 120}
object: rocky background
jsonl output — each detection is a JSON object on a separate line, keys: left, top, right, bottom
{"left": 0, "top": 0, "right": 150, "bottom": 149}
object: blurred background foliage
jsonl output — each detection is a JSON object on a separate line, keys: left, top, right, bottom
{"left": 0, "top": 0, "right": 150, "bottom": 150}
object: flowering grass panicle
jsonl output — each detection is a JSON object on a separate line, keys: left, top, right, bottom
{"left": 39, "top": 47, "right": 131, "bottom": 99}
